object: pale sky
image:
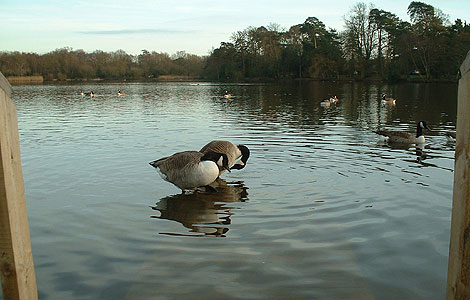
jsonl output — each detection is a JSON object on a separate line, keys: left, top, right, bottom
{"left": 1, "top": 0, "right": 468, "bottom": 56}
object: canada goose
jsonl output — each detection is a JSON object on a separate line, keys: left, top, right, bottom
{"left": 149, "top": 151, "right": 230, "bottom": 193}
{"left": 118, "top": 90, "right": 125, "bottom": 96}
{"left": 224, "top": 91, "right": 232, "bottom": 99}
{"left": 320, "top": 99, "right": 331, "bottom": 107}
{"left": 382, "top": 94, "right": 396, "bottom": 105}
{"left": 199, "top": 140, "right": 250, "bottom": 176}
{"left": 375, "top": 121, "right": 431, "bottom": 144}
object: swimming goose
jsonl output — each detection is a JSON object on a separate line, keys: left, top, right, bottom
{"left": 149, "top": 151, "right": 230, "bottom": 193}
{"left": 224, "top": 91, "right": 232, "bottom": 99}
{"left": 89, "top": 91, "right": 95, "bottom": 98}
{"left": 118, "top": 90, "right": 125, "bottom": 96}
{"left": 200, "top": 141, "right": 250, "bottom": 176}
{"left": 382, "top": 94, "right": 396, "bottom": 105}
{"left": 80, "top": 90, "right": 84, "bottom": 96}
{"left": 321, "top": 99, "right": 331, "bottom": 107}
{"left": 375, "top": 121, "right": 430, "bottom": 144}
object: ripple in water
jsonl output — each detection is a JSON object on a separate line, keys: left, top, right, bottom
{"left": 11, "top": 82, "right": 455, "bottom": 300}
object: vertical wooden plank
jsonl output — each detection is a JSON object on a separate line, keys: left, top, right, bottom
{"left": 447, "top": 50, "right": 470, "bottom": 300}
{"left": 0, "top": 73, "right": 38, "bottom": 300}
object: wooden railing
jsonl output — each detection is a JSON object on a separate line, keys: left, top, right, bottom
{"left": 0, "top": 72, "right": 38, "bottom": 300}
{"left": 447, "top": 50, "right": 470, "bottom": 299}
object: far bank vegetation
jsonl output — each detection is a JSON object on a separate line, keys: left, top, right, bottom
{"left": 1, "top": 2, "right": 469, "bottom": 83}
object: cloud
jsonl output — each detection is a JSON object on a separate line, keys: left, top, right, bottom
{"left": 79, "top": 28, "right": 198, "bottom": 35}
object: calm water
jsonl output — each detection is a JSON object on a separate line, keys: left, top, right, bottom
{"left": 6, "top": 81, "right": 457, "bottom": 299}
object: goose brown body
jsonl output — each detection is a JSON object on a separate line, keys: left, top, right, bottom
{"left": 375, "top": 130, "right": 416, "bottom": 143}
{"left": 375, "top": 121, "right": 430, "bottom": 144}
{"left": 150, "top": 151, "right": 229, "bottom": 192}
{"left": 382, "top": 94, "right": 396, "bottom": 105}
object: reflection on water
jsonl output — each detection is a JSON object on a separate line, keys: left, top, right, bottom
{"left": 151, "top": 179, "right": 248, "bottom": 237}
{"left": 10, "top": 81, "right": 457, "bottom": 300}
{"left": 413, "top": 145, "right": 454, "bottom": 172}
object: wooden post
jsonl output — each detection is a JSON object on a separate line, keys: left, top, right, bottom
{"left": 0, "top": 72, "right": 38, "bottom": 300}
{"left": 447, "top": 50, "right": 470, "bottom": 300}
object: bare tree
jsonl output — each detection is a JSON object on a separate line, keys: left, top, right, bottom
{"left": 343, "top": 2, "right": 377, "bottom": 78}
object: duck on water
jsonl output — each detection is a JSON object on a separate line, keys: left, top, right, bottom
{"left": 382, "top": 94, "right": 396, "bottom": 105}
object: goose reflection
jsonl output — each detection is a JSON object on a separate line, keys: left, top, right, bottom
{"left": 151, "top": 179, "right": 248, "bottom": 237}
{"left": 414, "top": 144, "right": 445, "bottom": 168}
{"left": 415, "top": 144, "right": 428, "bottom": 162}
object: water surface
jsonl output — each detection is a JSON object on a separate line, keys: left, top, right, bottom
{"left": 7, "top": 81, "right": 457, "bottom": 299}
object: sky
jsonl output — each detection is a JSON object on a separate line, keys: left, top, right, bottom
{"left": 1, "top": 0, "right": 469, "bottom": 56}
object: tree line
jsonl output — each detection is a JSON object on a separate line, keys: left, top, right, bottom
{"left": 0, "top": 49, "right": 203, "bottom": 81}
{"left": 1, "top": 1, "right": 469, "bottom": 82}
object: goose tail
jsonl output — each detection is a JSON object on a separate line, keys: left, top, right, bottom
{"left": 149, "top": 157, "right": 165, "bottom": 168}
{"left": 374, "top": 130, "right": 389, "bottom": 142}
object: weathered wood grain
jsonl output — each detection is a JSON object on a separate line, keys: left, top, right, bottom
{"left": 0, "top": 72, "right": 38, "bottom": 300}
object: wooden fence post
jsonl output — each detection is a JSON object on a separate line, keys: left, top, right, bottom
{"left": 447, "top": 50, "right": 470, "bottom": 300}
{"left": 0, "top": 72, "right": 38, "bottom": 300}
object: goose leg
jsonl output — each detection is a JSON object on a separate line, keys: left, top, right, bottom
{"left": 204, "top": 185, "right": 218, "bottom": 193}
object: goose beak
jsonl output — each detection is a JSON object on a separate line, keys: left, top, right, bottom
{"left": 420, "top": 121, "right": 431, "bottom": 131}
{"left": 222, "top": 162, "right": 231, "bottom": 172}
{"left": 230, "top": 161, "right": 245, "bottom": 170}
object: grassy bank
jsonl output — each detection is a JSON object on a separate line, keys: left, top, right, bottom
{"left": 6, "top": 76, "right": 43, "bottom": 84}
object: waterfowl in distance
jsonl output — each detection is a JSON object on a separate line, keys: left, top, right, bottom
{"left": 382, "top": 94, "right": 396, "bottom": 105}
{"left": 320, "top": 99, "right": 331, "bottom": 107}
{"left": 321, "top": 96, "right": 339, "bottom": 107}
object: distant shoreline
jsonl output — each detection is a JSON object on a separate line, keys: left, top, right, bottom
{"left": 6, "top": 75, "right": 44, "bottom": 84}
{"left": 6, "top": 75, "right": 459, "bottom": 86}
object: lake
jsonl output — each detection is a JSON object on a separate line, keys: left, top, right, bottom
{"left": 6, "top": 81, "right": 457, "bottom": 299}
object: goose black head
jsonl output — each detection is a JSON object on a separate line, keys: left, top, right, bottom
{"left": 201, "top": 151, "right": 231, "bottom": 172}
{"left": 231, "top": 145, "right": 250, "bottom": 170}
{"left": 416, "top": 121, "right": 431, "bottom": 138}
{"left": 418, "top": 121, "right": 430, "bottom": 130}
